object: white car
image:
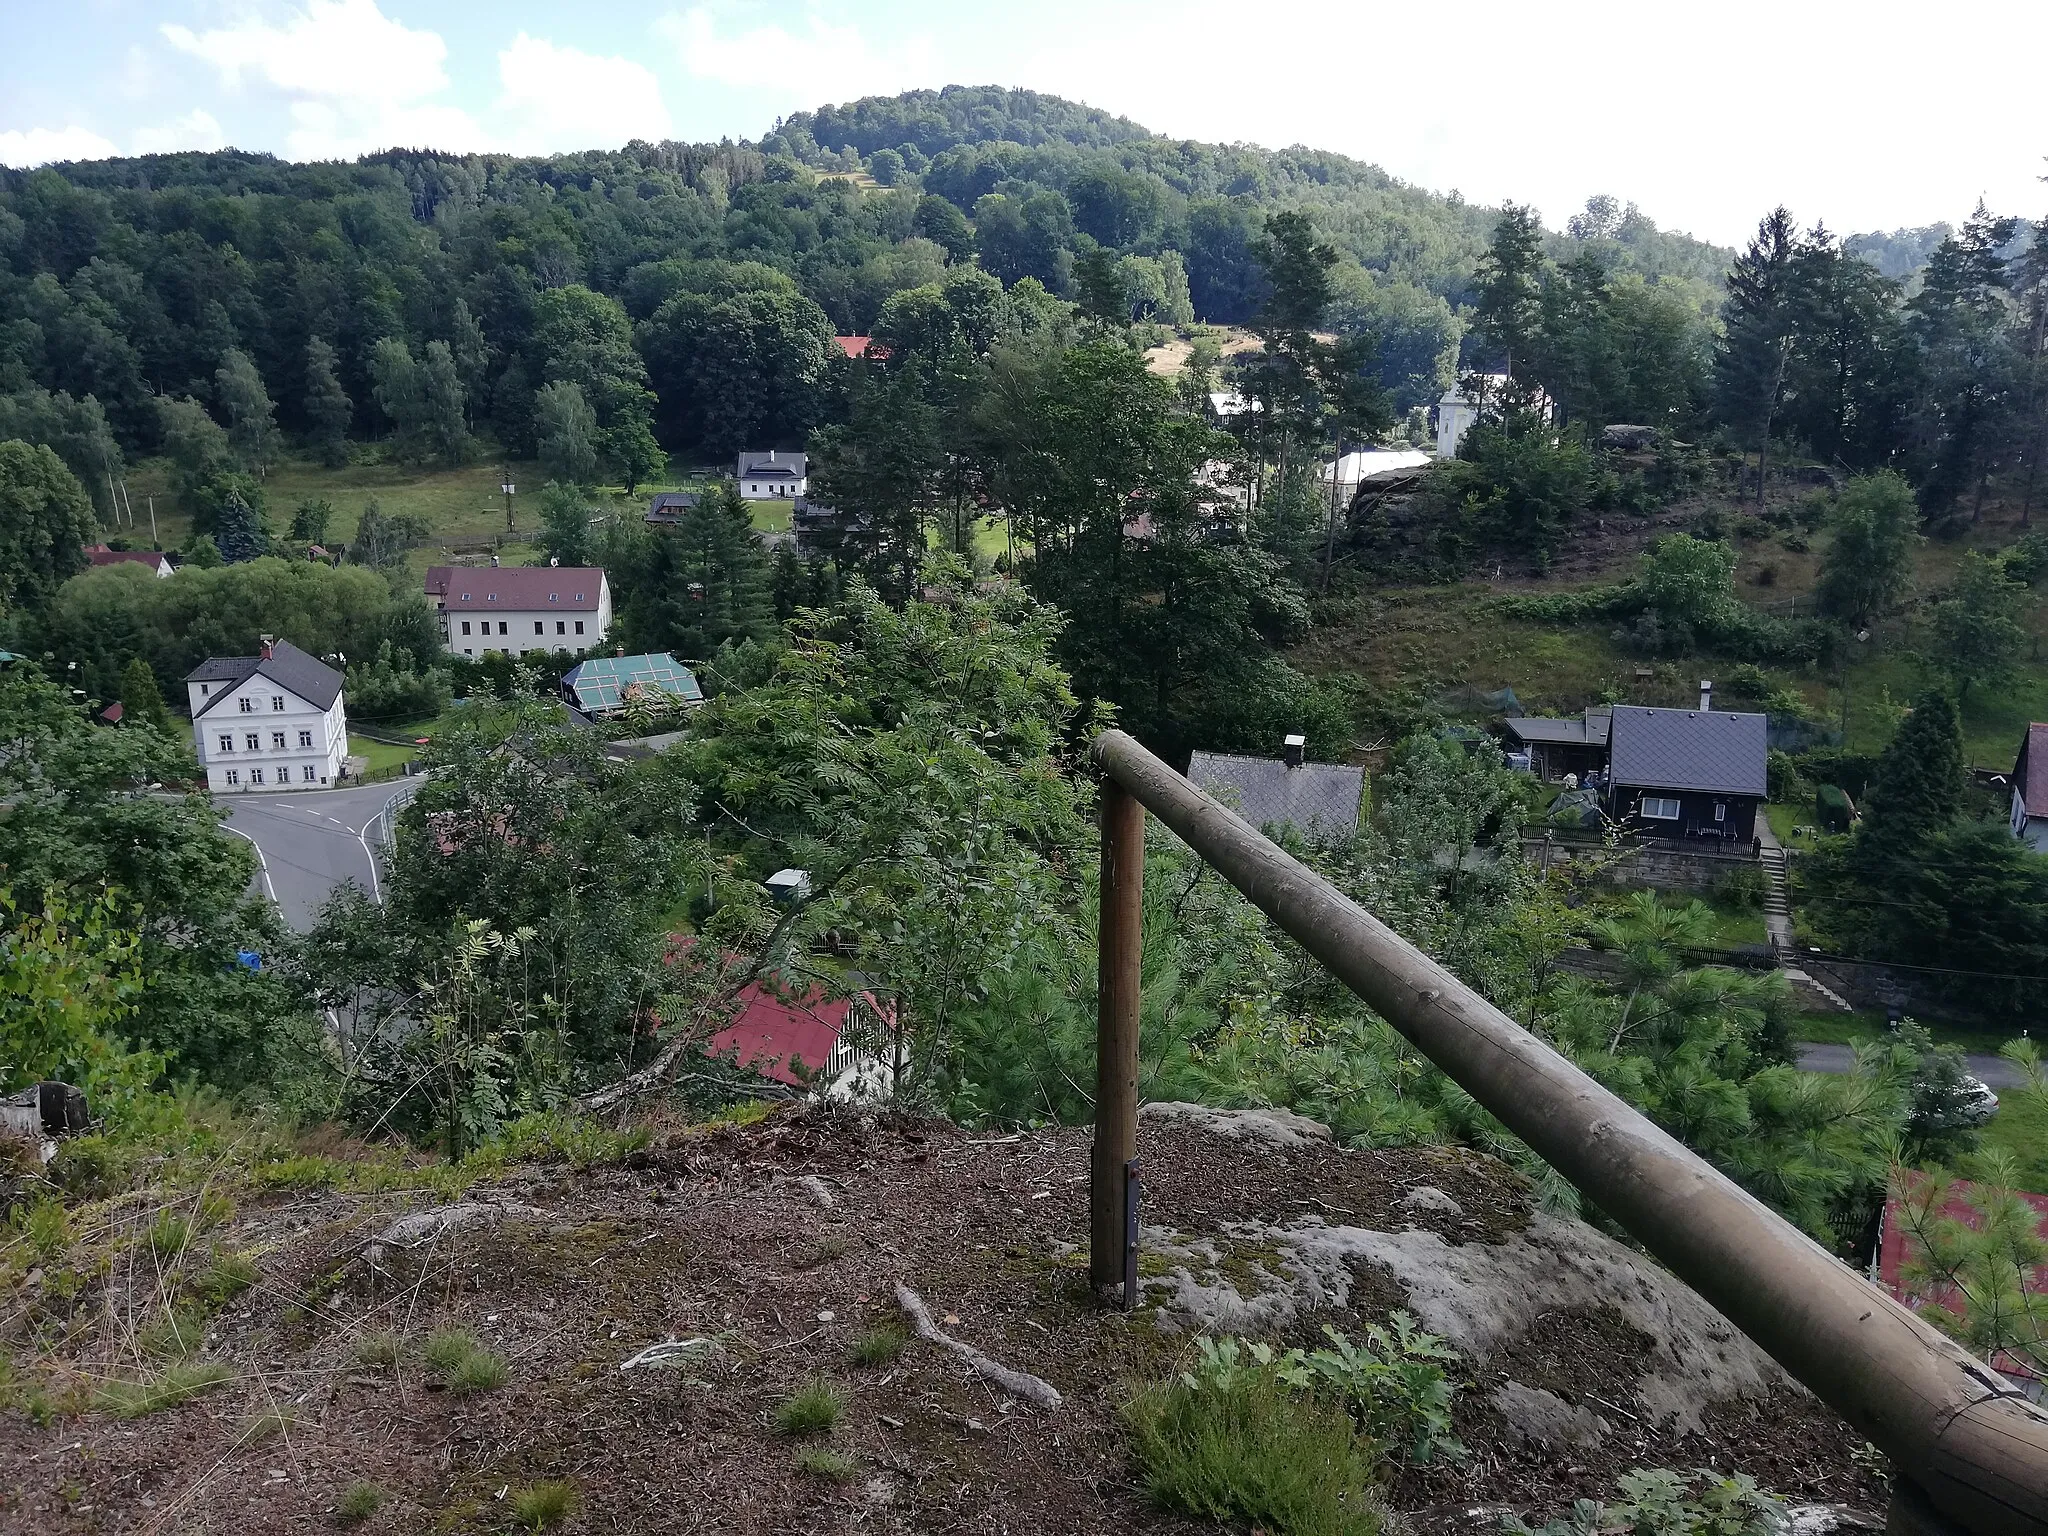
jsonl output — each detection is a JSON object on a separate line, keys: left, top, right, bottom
{"left": 1958, "top": 1076, "right": 2000, "bottom": 1124}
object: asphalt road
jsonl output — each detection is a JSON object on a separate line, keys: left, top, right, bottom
{"left": 1797, "top": 1041, "right": 2024, "bottom": 1090}
{"left": 214, "top": 779, "right": 418, "bottom": 931}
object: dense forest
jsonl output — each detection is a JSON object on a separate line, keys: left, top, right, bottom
{"left": 0, "top": 84, "right": 1732, "bottom": 492}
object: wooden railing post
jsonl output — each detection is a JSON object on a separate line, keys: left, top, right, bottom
{"left": 1091, "top": 777, "right": 1144, "bottom": 1301}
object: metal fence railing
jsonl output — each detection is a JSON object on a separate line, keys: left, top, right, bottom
{"left": 1086, "top": 728, "right": 2048, "bottom": 1536}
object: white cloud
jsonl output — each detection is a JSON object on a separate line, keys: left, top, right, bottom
{"left": 659, "top": 7, "right": 939, "bottom": 114}
{"left": 162, "top": 0, "right": 449, "bottom": 103}
{"left": 132, "top": 109, "right": 229, "bottom": 156}
{"left": 0, "top": 125, "right": 122, "bottom": 168}
{"left": 161, "top": 0, "right": 479, "bottom": 159}
{"left": 496, "top": 34, "right": 674, "bottom": 153}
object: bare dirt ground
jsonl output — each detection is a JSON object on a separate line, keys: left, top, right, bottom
{"left": 0, "top": 1107, "right": 1885, "bottom": 1534}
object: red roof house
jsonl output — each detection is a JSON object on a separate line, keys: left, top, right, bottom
{"left": 1879, "top": 1177, "right": 2048, "bottom": 1382}
{"left": 87, "top": 546, "right": 173, "bottom": 577}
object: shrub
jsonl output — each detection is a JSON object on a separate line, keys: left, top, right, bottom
{"left": 849, "top": 1326, "right": 905, "bottom": 1368}
{"left": 775, "top": 1378, "right": 847, "bottom": 1436}
{"left": 1123, "top": 1359, "right": 1383, "bottom": 1536}
{"left": 336, "top": 1480, "right": 383, "bottom": 1522}
{"left": 1503, "top": 1468, "right": 1784, "bottom": 1536}
{"left": 1715, "top": 865, "right": 1766, "bottom": 913}
{"left": 509, "top": 1479, "right": 578, "bottom": 1528}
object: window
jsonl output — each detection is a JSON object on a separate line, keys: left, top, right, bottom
{"left": 272, "top": 696, "right": 285, "bottom": 711}
{"left": 1713, "top": 802, "right": 1727, "bottom": 823}
{"left": 462, "top": 620, "right": 471, "bottom": 635}
{"left": 218, "top": 734, "right": 234, "bottom": 753}
{"left": 250, "top": 768, "right": 265, "bottom": 785}
{"left": 574, "top": 620, "right": 584, "bottom": 635}
{"left": 534, "top": 621, "right": 544, "bottom": 635}
{"left": 239, "top": 697, "right": 253, "bottom": 713}
{"left": 298, "top": 730, "right": 313, "bottom": 748}
{"left": 245, "top": 732, "right": 261, "bottom": 751}
{"left": 303, "top": 765, "right": 317, "bottom": 782}
{"left": 200, "top": 683, "right": 209, "bottom": 696}
{"left": 464, "top": 648, "right": 473, "bottom": 656}
{"left": 1640, "top": 796, "right": 1682, "bottom": 820}
{"left": 499, "top": 621, "right": 509, "bottom": 635}
{"left": 556, "top": 621, "right": 566, "bottom": 634}
{"left": 224, "top": 769, "right": 240, "bottom": 786}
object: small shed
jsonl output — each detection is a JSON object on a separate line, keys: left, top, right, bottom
{"left": 1605, "top": 704, "right": 1767, "bottom": 844}
{"left": 1504, "top": 705, "right": 1612, "bottom": 783}
{"left": 1188, "top": 736, "right": 1364, "bottom": 842}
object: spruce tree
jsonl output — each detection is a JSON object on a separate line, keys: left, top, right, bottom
{"left": 304, "top": 338, "right": 353, "bottom": 467}
{"left": 1713, "top": 208, "right": 1800, "bottom": 502}
{"left": 1470, "top": 204, "right": 1546, "bottom": 382}
{"left": 663, "top": 482, "right": 774, "bottom": 657}
{"left": 118, "top": 656, "right": 172, "bottom": 731}
{"left": 1861, "top": 689, "right": 1963, "bottom": 853}
{"left": 213, "top": 489, "right": 269, "bottom": 564}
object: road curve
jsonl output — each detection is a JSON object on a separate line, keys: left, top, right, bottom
{"left": 214, "top": 778, "right": 418, "bottom": 931}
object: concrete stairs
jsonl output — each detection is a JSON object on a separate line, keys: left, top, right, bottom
{"left": 1755, "top": 828, "right": 1854, "bottom": 1012}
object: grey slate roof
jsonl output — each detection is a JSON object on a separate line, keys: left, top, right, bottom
{"left": 737, "top": 451, "right": 806, "bottom": 480}
{"left": 1607, "top": 705, "right": 1766, "bottom": 796}
{"left": 1187, "top": 751, "right": 1364, "bottom": 840}
{"left": 1505, "top": 705, "right": 1612, "bottom": 747}
{"left": 185, "top": 639, "right": 344, "bottom": 719}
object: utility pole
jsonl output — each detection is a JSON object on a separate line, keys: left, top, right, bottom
{"left": 500, "top": 465, "right": 516, "bottom": 535}
{"left": 147, "top": 495, "right": 159, "bottom": 548}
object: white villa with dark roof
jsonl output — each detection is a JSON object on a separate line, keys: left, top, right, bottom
{"left": 425, "top": 565, "right": 611, "bottom": 658}
{"left": 185, "top": 637, "right": 348, "bottom": 793}
{"left": 736, "top": 450, "right": 807, "bottom": 500}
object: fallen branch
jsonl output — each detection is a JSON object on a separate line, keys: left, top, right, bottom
{"left": 894, "top": 1283, "right": 1062, "bottom": 1409}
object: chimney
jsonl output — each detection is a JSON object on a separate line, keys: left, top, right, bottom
{"left": 259, "top": 633, "right": 275, "bottom": 660}
{"left": 1282, "top": 733, "right": 1306, "bottom": 768}
{"left": 1699, "top": 679, "right": 1713, "bottom": 711}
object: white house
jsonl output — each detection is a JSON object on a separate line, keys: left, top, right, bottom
{"left": 424, "top": 564, "right": 612, "bottom": 658}
{"left": 185, "top": 638, "right": 347, "bottom": 793}
{"left": 736, "top": 450, "right": 807, "bottom": 500}
{"left": 2010, "top": 723, "right": 2048, "bottom": 853}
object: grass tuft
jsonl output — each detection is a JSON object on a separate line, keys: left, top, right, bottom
{"left": 443, "top": 1348, "right": 510, "bottom": 1395}
{"left": 774, "top": 1377, "right": 846, "bottom": 1437}
{"left": 239, "top": 1404, "right": 295, "bottom": 1444}
{"left": 146, "top": 1212, "right": 191, "bottom": 1261}
{"left": 793, "top": 1446, "right": 859, "bottom": 1482}
{"left": 1122, "top": 1368, "right": 1385, "bottom": 1536}
{"left": 421, "top": 1327, "right": 480, "bottom": 1373}
{"left": 353, "top": 1330, "right": 403, "bottom": 1368}
{"left": 848, "top": 1326, "right": 905, "bottom": 1368}
{"left": 137, "top": 1305, "right": 210, "bottom": 1361}
{"left": 335, "top": 1479, "right": 383, "bottom": 1522}
{"left": 95, "top": 1359, "right": 232, "bottom": 1418}
{"left": 191, "top": 1249, "right": 260, "bottom": 1305}
{"left": 508, "top": 1479, "right": 578, "bottom": 1528}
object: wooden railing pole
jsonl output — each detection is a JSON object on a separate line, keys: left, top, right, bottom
{"left": 1090, "top": 727, "right": 2048, "bottom": 1536}
{"left": 1091, "top": 777, "right": 1144, "bottom": 1299}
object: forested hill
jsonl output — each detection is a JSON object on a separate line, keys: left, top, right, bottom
{"left": 0, "top": 84, "right": 1738, "bottom": 471}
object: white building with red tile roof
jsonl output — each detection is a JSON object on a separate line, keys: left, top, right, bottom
{"left": 424, "top": 564, "right": 611, "bottom": 658}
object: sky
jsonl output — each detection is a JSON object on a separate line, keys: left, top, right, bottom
{"left": 3, "top": 0, "right": 2045, "bottom": 248}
